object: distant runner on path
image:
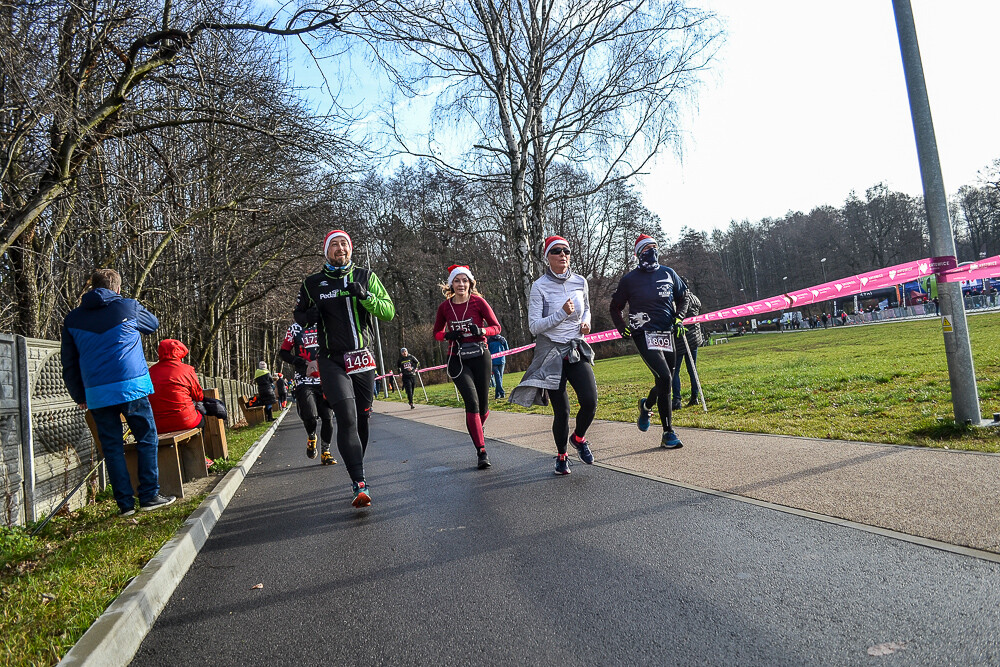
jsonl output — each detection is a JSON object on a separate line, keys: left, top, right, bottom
{"left": 397, "top": 347, "right": 420, "bottom": 408}
{"left": 509, "top": 236, "right": 596, "bottom": 475}
{"left": 294, "top": 230, "right": 395, "bottom": 508}
{"left": 432, "top": 264, "right": 501, "bottom": 470}
{"left": 610, "top": 234, "right": 689, "bottom": 449}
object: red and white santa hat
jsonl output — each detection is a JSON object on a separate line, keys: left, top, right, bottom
{"left": 634, "top": 234, "right": 657, "bottom": 256}
{"left": 323, "top": 229, "right": 352, "bottom": 256}
{"left": 543, "top": 235, "right": 570, "bottom": 256}
{"left": 447, "top": 264, "right": 474, "bottom": 286}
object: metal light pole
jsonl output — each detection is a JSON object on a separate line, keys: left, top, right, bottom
{"left": 365, "top": 246, "right": 390, "bottom": 399}
{"left": 820, "top": 257, "right": 827, "bottom": 282}
{"left": 893, "top": 0, "right": 981, "bottom": 425}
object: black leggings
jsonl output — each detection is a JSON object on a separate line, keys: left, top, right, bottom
{"left": 295, "top": 384, "right": 333, "bottom": 445}
{"left": 634, "top": 332, "right": 679, "bottom": 432}
{"left": 448, "top": 349, "right": 491, "bottom": 419}
{"left": 402, "top": 375, "right": 416, "bottom": 404}
{"left": 318, "top": 356, "right": 374, "bottom": 483}
{"left": 548, "top": 359, "right": 598, "bottom": 454}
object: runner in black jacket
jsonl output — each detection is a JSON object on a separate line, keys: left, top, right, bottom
{"left": 610, "top": 234, "right": 689, "bottom": 449}
{"left": 294, "top": 229, "right": 395, "bottom": 508}
{"left": 397, "top": 347, "right": 420, "bottom": 408}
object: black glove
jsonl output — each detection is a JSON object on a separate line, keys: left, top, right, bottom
{"left": 293, "top": 358, "right": 308, "bottom": 374}
{"left": 617, "top": 326, "right": 632, "bottom": 339}
{"left": 467, "top": 323, "right": 482, "bottom": 336}
{"left": 345, "top": 282, "right": 369, "bottom": 300}
{"left": 444, "top": 330, "right": 464, "bottom": 341}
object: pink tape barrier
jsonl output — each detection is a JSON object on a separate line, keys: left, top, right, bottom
{"left": 374, "top": 328, "right": 626, "bottom": 380}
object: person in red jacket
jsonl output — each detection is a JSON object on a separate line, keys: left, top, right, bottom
{"left": 148, "top": 339, "right": 205, "bottom": 433}
{"left": 432, "top": 264, "right": 501, "bottom": 469}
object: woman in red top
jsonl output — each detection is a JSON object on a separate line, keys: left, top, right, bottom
{"left": 433, "top": 265, "right": 501, "bottom": 469}
{"left": 148, "top": 339, "right": 205, "bottom": 433}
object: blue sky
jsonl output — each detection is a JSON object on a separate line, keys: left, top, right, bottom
{"left": 281, "top": 1, "right": 1000, "bottom": 237}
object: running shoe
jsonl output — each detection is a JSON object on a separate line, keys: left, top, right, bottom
{"left": 660, "top": 430, "right": 683, "bottom": 449}
{"left": 139, "top": 494, "right": 176, "bottom": 512}
{"left": 321, "top": 450, "right": 338, "bottom": 465}
{"left": 672, "top": 398, "right": 682, "bottom": 411}
{"left": 570, "top": 433, "right": 594, "bottom": 464}
{"left": 637, "top": 398, "right": 652, "bottom": 432}
{"left": 687, "top": 394, "right": 700, "bottom": 407}
{"left": 352, "top": 481, "right": 372, "bottom": 508}
{"left": 119, "top": 506, "right": 136, "bottom": 517}
{"left": 554, "top": 453, "right": 571, "bottom": 475}
{"left": 477, "top": 449, "right": 491, "bottom": 469}
{"left": 306, "top": 435, "right": 317, "bottom": 459}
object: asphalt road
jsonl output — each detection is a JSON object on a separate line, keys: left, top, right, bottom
{"left": 132, "top": 411, "right": 1000, "bottom": 666}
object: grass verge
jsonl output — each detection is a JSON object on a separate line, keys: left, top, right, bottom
{"left": 0, "top": 414, "right": 279, "bottom": 666}
{"left": 384, "top": 316, "right": 1000, "bottom": 452}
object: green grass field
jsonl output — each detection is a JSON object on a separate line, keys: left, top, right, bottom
{"left": 387, "top": 315, "right": 1000, "bottom": 452}
{"left": 0, "top": 414, "right": 279, "bottom": 666}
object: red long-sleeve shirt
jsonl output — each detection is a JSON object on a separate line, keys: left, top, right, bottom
{"left": 433, "top": 295, "right": 501, "bottom": 355}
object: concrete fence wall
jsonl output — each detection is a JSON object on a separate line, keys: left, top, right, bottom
{"left": 0, "top": 335, "right": 255, "bottom": 527}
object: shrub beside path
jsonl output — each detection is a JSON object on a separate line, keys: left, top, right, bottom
{"left": 376, "top": 400, "right": 1000, "bottom": 556}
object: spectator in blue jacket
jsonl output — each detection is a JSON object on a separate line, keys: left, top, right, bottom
{"left": 488, "top": 333, "right": 509, "bottom": 399}
{"left": 61, "top": 269, "right": 174, "bottom": 516}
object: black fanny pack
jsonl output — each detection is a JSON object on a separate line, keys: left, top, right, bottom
{"left": 458, "top": 342, "right": 485, "bottom": 359}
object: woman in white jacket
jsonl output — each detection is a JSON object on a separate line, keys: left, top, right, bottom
{"left": 509, "top": 236, "right": 597, "bottom": 475}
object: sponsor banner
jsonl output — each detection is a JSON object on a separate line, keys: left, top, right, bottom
{"left": 939, "top": 255, "right": 1000, "bottom": 282}
{"left": 684, "top": 256, "right": 963, "bottom": 325}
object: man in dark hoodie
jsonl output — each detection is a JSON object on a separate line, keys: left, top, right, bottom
{"left": 62, "top": 269, "right": 174, "bottom": 516}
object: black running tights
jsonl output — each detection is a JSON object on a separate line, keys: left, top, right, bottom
{"left": 634, "top": 333, "right": 678, "bottom": 432}
{"left": 547, "top": 359, "right": 598, "bottom": 454}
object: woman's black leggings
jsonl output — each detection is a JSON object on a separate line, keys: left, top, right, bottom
{"left": 548, "top": 359, "right": 598, "bottom": 454}
{"left": 448, "top": 349, "right": 491, "bottom": 418}
{"left": 633, "top": 332, "right": 679, "bottom": 432}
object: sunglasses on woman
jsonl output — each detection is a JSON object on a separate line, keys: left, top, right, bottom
{"left": 549, "top": 247, "right": 571, "bottom": 256}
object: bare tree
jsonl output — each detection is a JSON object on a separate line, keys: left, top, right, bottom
{"left": 350, "top": 0, "right": 721, "bottom": 322}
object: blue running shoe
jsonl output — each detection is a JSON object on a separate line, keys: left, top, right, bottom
{"left": 660, "top": 430, "right": 683, "bottom": 449}
{"left": 637, "top": 398, "right": 652, "bottom": 432}
{"left": 554, "top": 454, "right": 571, "bottom": 475}
{"left": 352, "top": 480, "right": 372, "bottom": 508}
{"left": 570, "top": 433, "right": 594, "bottom": 464}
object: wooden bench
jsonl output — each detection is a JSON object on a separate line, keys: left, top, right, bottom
{"left": 238, "top": 395, "right": 266, "bottom": 427}
{"left": 202, "top": 388, "right": 229, "bottom": 460}
{"left": 85, "top": 412, "right": 208, "bottom": 500}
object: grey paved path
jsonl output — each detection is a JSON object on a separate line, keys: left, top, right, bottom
{"left": 377, "top": 401, "right": 1000, "bottom": 555}
{"left": 132, "top": 409, "right": 1000, "bottom": 665}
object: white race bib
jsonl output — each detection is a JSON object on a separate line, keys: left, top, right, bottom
{"left": 344, "top": 348, "right": 377, "bottom": 375}
{"left": 645, "top": 330, "right": 674, "bottom": 352}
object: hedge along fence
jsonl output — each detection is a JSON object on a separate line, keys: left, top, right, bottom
{"left": 0, "top": 335, "right": 255, "bottom": 528}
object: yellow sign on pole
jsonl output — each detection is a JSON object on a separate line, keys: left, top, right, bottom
{"left": 942, "top": 315, "right": 953, "bottom": 333}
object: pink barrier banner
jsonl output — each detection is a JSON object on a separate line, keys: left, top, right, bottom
{"left": 683, "top": 255, "right": 963, "bottom": 325}
{"left": 939, "top": 255, "right": 1000, "bottom": 282}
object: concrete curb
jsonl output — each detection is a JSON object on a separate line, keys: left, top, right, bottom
{"left": 58, "top": 410, "right": 288, "bottom": 667}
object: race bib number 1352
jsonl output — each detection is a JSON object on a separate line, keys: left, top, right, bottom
{"left": 344, "top": 348, "right": 377, "bottom": 375}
